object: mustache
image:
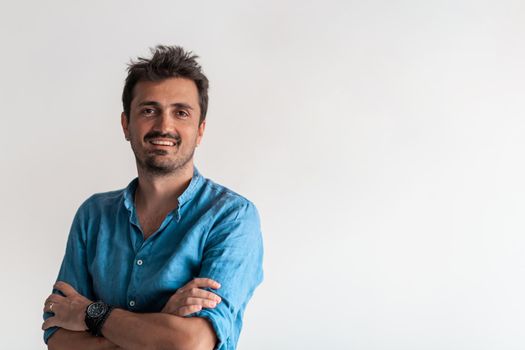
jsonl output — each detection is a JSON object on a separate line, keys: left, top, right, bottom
{"left": 144, "top": 131, "right": 181, "bottom": 144}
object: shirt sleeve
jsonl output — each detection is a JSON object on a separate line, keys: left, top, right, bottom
{"left": 43, "top": 200, "right": 96, "bottom": 344}
{"left": 193, "top": 200, "right": 264, "bottom": 349}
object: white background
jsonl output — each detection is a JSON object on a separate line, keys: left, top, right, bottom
{"left": 1, "top": 0, "right": 525, "bottom": 349}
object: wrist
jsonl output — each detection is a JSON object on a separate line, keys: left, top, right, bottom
{"left": 80, "top": 302, "right": 90, "bottom": 331}
{"left": 85, "top": 301, "right": 114, "bottom": 336}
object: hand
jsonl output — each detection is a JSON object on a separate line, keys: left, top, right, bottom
{"left": 161, "top": 278, "right": 222, "bottom": 316}
{"left": 42, "top": 281, "right": 92, "bottom": 332}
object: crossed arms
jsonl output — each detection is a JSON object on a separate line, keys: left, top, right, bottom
{"left": 43, "top": 278, "right": 222, "bottom": 350}
{"left": 43, "top": 199, "right": 264, "bottom": 349}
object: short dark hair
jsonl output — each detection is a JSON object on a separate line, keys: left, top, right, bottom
{"left": 122, "top": 45, "right": 209, "bottom": 124}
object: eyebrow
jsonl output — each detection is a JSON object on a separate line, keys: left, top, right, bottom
{"left": 137, "top": 101, "right": 194, "bottom": 110}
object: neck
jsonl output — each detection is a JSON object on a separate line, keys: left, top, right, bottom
{"left": 135, "top": 162, "right": 194, "bottom": 212}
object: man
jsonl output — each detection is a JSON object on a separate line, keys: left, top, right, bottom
{"left": 42, "top": 45, "right": 264, "bottom": 350}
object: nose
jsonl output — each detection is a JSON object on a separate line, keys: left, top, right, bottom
{"left": 155, "top": 110, "right": 174, "bottom": 133}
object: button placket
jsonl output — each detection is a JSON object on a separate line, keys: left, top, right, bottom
{"left": 128, "top": 251, "right": 144, "bottom": 310}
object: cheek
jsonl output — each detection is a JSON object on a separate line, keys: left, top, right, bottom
{"left": 128, "top": 123, "right": 147, "bottom": 138}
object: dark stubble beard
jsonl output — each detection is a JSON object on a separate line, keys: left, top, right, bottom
{"left": 131, "top": 131, "right": 196, "bottom": 177}
{"left": 139, "top": 145, "right": 195, "bottom": 176}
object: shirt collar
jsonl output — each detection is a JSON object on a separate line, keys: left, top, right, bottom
{"left": 123, "top": 166, "right": 204, "bottom": 221}
{"left": 178, "top": 166, "right": 204, "bottom": 207}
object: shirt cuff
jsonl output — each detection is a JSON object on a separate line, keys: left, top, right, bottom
{"left": 195, "top": 308, "right": 229, "bottom": 350}
{"left": 43, "top": 326, "right": 59, "bottom": 344}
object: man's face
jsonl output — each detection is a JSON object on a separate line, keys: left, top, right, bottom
{"left": 121, "top": 77, "right": 205, "bottom": 176}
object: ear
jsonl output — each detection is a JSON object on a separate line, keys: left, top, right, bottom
{"left": 196, "top": 120, "right": 206, "bottom": 146}
{"left": 121, "top": 112, "right": 130, "bottom": 141}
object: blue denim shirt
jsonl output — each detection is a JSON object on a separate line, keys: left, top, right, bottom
{"left": 43, "top": 167, "right": 264, "bottom": 349}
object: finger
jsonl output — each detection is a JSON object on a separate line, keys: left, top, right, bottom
{"left": 43, "top": 300, "right": 60, "bottom": 313}
{"left": 54, "top": 281, "right": 78, "bottom": 297}
{"left": 42, "top": 317, "right": 58, "bottom": 330}
{"left": 192, "top": 277, "right": 221, "bottom": 289}
{"left": 43, "top": 302, "right": 54, "bottom": 313}
{"left": 177, "top": 304, "right": 202, "bottom": 316}
{"left": 178, "top": 278, "right": 221, "bottom": 293}
{"left": 45, "top": 294, "right": 64, "bottom": 304}
{"left": 185, "top": 288, "right": 222, "bottom": 303}
{"left": 180, "top": 297, "right": 217, "bottom": 308}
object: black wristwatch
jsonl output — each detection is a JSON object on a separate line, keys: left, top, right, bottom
{"left": 85, "top": 301, "right": 114, "bottom": 336}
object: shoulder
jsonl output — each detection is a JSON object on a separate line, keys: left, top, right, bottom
{"left": 197, "top": 177, "right": 263, "bottom": 250}
{"left": 74, "top": 185, "right": 128, "bottom": 220}
{"left": 80, "top": 188, "right": 125, "bottom": 210}
{"left": 66, "top": 186, "right": 129, "bottom": 241}
{"left": 198, "top": 176, "right": 260, "bottom": 223}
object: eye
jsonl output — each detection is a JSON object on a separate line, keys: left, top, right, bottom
{"left": 141, "top": 108, "right": 156, "bottom": 116}
{"left": 176, "top": 110, "right": 190, "bottom": 119}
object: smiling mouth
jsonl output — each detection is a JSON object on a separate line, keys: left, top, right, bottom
{"left": 149, "top": 139, "right": 177, "bottom": 146}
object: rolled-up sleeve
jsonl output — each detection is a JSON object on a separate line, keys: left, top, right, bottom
{"left": 43, "top": 201, "right": 95, "bottom": 344}
{"left": 195, "top": 201, "right": 264, "bottom": 349}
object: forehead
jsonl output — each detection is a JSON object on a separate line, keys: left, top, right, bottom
{"left": 131, "top": 77, "right": 199, "bottom": 108}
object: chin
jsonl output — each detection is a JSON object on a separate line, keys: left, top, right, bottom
{"left": 145, "top": 159, "right": 189, "bottom": 174}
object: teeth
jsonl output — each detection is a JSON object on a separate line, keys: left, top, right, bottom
{"left": 150, "top": 140, "right": 175, "bottom": 146}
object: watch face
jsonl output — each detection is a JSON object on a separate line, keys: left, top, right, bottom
{"left": 87, "top": 302, "right": 108, "bottom": 318}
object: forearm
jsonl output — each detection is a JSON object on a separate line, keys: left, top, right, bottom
{"left": 101, "top": 309, "right": 215, "bottom": 350}
{"left": 48, "top": 328, "right": 121, "bottom": 350}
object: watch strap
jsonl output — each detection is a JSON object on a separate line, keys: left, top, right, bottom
{"left": 93, "top": 305, "right": 114, "bottom": 336}
{"left": 85, "top": 301, "right": 114, "bottom": 337}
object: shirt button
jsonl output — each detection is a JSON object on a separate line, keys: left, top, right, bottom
{"left": 137, "top": 259, "right": 143, "bottom": 266}
{"left": 129, "top": 300, "right": 135, "bottom": 307}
